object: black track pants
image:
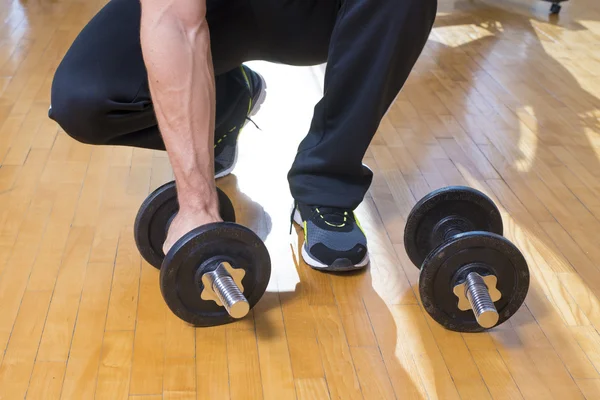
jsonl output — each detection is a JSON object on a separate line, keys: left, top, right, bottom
{"left": 49, "top": 0, "right": 438, "bottom": 209}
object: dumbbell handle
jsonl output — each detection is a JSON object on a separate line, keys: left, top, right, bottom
{"left": 433, "top": 216, "right": 475, "bottom": 247}
{"left": 203, "top": 264, "right": 250, "bottom": 319}
{"left": 464, "top": 272, "right": 499, "bottom": 328}
{"left": 444, "top": 228, "right": 463, "bottom": 241}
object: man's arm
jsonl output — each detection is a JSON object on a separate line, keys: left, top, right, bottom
{"left": 140, "top": 0, "right": 221, "bottom": 253}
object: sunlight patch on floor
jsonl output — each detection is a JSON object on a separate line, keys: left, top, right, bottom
{"left": 431, "top": 24, "right": 498, "bottom": 47}
{"left": 232, "top": 61, "right": 326, "bottom": 294}
{"left": 577, "top": 19, "right": 600, "bottom": 35}
{"left": 514, "top": 107, "right": 538, "bottom": 172}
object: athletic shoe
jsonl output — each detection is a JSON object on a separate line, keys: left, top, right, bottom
{"left": 214, "top": 65, "right": 267, "bottom": 179}
{"left": 292, "top": 202, "right": 369, "bottom": 271}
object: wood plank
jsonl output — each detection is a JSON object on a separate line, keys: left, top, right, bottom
{"left": 311, "top": 306, "right": 362, "bottom": 400}
{"left": 26, "top": 361, "right": 66, "bottom": 400}
{"left": 0, "top": 290, "right": 53, "bottom": 399}
{"left": 254, "top": 292, "right": 296, "bottom": 400}
{"left": 226, "top": 326, "right": 264, "bottom": 400}
{"left": 95, "top": 331, "right": 135, "bottom": 399}
{"left": 105, "top": 227, "right": 142, "bottom": 332}
{"left": 196, "top": 326, "right": 230, "bottom": 399}
{"left": 60, "top": 263, "right": 115, "bottom": 399}
{"left": 296, "top": 378, "right": 331, "bottom": 400}
{"left": 129, "top": 265, "right": 167, "bottom": 396}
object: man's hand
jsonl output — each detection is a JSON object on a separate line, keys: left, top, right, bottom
{"left": 163, "top": 210, "right": 220, "bottom": 255}
{"left": 140, "top": 0, "right": 222, "bottom": 254}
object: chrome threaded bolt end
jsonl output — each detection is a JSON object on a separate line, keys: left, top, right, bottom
{"left": 210, "top": 274, "right": 249, "bottom": 319}
{"left": 201, "top": 262, "right": 249, "bottom": 319}
{"left": 464, "top": 272, "right": 499, "bottom": 328}
{"left": 453, "top": 271, "right": 502, "bottom": 329}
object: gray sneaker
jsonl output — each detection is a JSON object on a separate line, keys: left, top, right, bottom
{"left": 214, "top": 65, "right": 267, "bottom": 179}
{"left": 292, "top": 202, "right": 370, "bottom": 271}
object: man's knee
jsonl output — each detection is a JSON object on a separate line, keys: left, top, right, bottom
{"left": 49, "top": 63, "right": 111, "bottom": 146}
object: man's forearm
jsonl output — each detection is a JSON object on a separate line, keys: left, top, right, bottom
{"left": 140, "top": 0, "right": 218, "bottom": 214}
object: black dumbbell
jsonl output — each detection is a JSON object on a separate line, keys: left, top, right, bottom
{"left": 404, "top": 186, "right": 529, "bottom": 332}
{"left": 134, "top": 181, "right": 271, "bottom": 326}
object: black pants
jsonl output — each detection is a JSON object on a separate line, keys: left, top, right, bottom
{"left": 49, "top": 0, "right": 437, "bottom": 209}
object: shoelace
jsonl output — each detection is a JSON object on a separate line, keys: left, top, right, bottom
{"left": 313, "top": 206, "right": 351, "bottom": 228}
{"left": 245, "top": 117, "right": 260, "bottom": 130}
{"left": 289, "top": 201, "right": 352, "bottom": 234}
{"left": 215, "top": 117, "right": 261, "bottom": 150}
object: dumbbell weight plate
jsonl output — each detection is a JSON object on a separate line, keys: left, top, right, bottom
{"left": 160, "top": 222, "right": 271, "bottom": 326}
{"left": 134, "top": 181, "right": 236, "bottom": 269}
{"left": 404, "top": 186, "right": 503, "bottom": 269}
{"left": 419, "top": 231, "right": 529, "bottom": 332}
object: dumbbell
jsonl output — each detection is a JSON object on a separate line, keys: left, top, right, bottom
{"left": 404, "top": 186, "right": 529, "bottom": 332}
{"left": 134, "top": 181, "right": 271, "bottom": 326}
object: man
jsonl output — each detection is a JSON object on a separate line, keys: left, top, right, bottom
{"left": 49, "top": 0, "right": 437, "bottom": 271}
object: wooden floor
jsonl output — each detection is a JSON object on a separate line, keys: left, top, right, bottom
{"left": 1, "top": 0, "right": 600, "bottom": 398}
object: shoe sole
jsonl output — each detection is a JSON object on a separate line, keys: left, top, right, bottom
{"left": 293, "top": 208, "right": 369, "bottom": 271}
{"left": 215, "top": 71, "right": 268, "bottom": 180}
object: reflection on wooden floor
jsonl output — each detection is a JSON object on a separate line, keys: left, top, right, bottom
{"left": 1, "top": 0, "right": 600, "bottom": 398}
